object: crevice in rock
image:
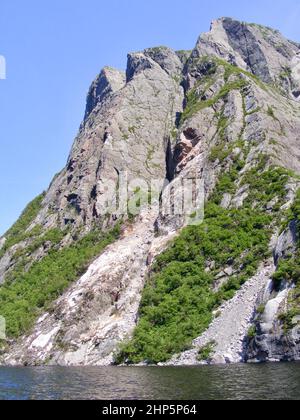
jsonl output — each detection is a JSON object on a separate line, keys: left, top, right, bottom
{"left": 90, "top": 185, "right": 97, "bottom": 200}
{"left": 165, "top": 137, "right": 175, "bottom": 182}
{"left": 67, "top": 193, "right": 81, "bottom": 214}
{"left": 67, "top": 159, "right": 76, "bottom": 173}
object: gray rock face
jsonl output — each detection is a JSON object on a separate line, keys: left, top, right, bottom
{"left": 248, "top": 330, "right": 300, "bottom": 363}
{"left": 222, "top": 18, "right": 272, "bottom": 83}
{"left": 84, "top": 67, "right": 126, "bottom": 120}
{"left": 2, "top": 18, "right": 300, "bottom": 366}
{"left": 126, "top": 52, "right": 155, "bottom": 82}
{"left": 247, "top": 285, "right": 300, "bottom": 363}
{"left": 0, "top": 238, "right": 6, "bottom": 251}
{"left": 0, "top": 250, "right": 12, "bottom": 285}
{"left": 144, "top": 46, "right": 183, "bottom": 77}
{"left": 194, "top": 17, "right": 300, "bottom": 96}
{"left": 247, "top": 225, "right": 300, "bottom": 363}
{"left": 37, "top": 49, "right": 184, "bottom": 233}
{"left": 274, "top": 221, "right": 298, "bottom": 265}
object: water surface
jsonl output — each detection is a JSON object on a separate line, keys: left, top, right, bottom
{"left": 0, "top": 363, "right": 299, "bottom": 400}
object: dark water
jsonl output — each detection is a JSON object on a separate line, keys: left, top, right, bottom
{"left": 0, "top": 363, "right": 299, "bottom": 400}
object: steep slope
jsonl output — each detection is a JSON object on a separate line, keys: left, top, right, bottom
{"left": 1, "top": 18, "right": 300, "bottom": 365}
{"left": 0, "top": 47, "right": 184, "bottom": 343}
{"left": 166, "top": 259, "right": 275, "bottom": 365}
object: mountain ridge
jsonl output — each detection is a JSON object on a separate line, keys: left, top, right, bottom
{"left": 1, "top": 17, "right": 300, "bottom": 365}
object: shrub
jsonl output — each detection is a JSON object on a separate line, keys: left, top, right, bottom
{"left": 180, "top": 78, "right": 248, "bottom": 124}
{"left": 247, "top": 326, "right": 257, "bottom": 339}
{"left": 197, "top": 341, "right": 216, "bottom": 361}
{"left": 257, "top": 304, "right": 266, "bottom": 315}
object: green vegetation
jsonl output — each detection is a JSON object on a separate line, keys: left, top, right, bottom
{"left": 209, "top": 144, "right": 233, "bottom": 163}
{"left": 210, "top": 155, "right": 246, "bottom": 204}
{"left": 179, "top": 55, "right": 270, "bottom": 126}
{"left": 115, "top": 146, "right": 292, "bottom": 364}
{"left": 0, "top": 224, "right": 121, "bottom": 338}
{"left": 116, "top": 202, "right": 273, "bottom": 364}
{"left": 128, "top": 126, "right": 137, "bottom": 134}
{"left": 241, "top": 155, "right": 291, "bottom": 210}
{"left": 256, "top": 304, "right": 266, "bottom": 315}
{"left": 179, "top": 56, "right": 270, "bottom": 126}
{"left": 0, "top": 193, "right": 45, "bottom": 259}
{"left": 267, "top": 106, "right": 276, "bottom": 119}
{"left": 147, "top": 146, "right": 155, "bottom": 162}
{"left": 181, "top": 78, "right": 248, "bottom": 124}
{"left": 171, "top": 127, "right": 178, "bottom": 140}
{"left": 146, "top": 46, "right": 169, "bottom": 53}
{"left": 278, "top": 299, "right": 300, "bottom": 332}
{"left": 279, "top": 66, "right": 292, "bottom": 80}
{"left": 217, "top": 114, "right": 230, "bottom": 140}
{"left": 197, "top": 341, "right": 216, "bottom": 361}
{"left": 215, "top": 58, "right": 266, "bottom": 90}
{"left": 247, "top": 325, "right": 257, "bottom": 339}
{"left": 10, "top": 228, "right": 66, "bottom": 262}
{"left": 272, "top": 256, "right": 300, "bottom": 287}
{"left": 246, "top": 107, "right": 262, "bottom": 116}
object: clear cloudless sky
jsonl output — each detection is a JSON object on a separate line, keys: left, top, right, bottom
{"left": 1, "top": 0, "right": 300, "bottom": 235}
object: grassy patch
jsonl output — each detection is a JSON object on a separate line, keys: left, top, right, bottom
{"left": 209, "top": 144, "right": 232, "bottom": 163}
{"left": 180, "top": 78, "right": 248, "bottom": 124}
{"left": 10, "top": 228, "right": 66, "bottom": 262}
{"left": 279, "top": 66, "right": 292, "bottom": 80}
{"left": 267, "top": 106, "right": 276, "bottom": 119}
{"left": 0, "top": 193, "right": 45, "bottom": 259}
{"left": 179, "top": 56, "right": 269, "bottom": 126}
{"left": 247, "top": 325, "right": 257, "bottom": 339}
{"left": 197, "top": 341, "right": 216, "bottom": 361}
{"left": 214, "top": 58, "right": 267, "bottom": 91}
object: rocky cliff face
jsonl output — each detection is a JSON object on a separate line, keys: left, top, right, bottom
{"left": 1, "top": 18, "right": 300, "bottom": 366}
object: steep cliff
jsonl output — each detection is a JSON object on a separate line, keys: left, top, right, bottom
{"left": 1, "top": 18, "right": 300, "bottom": 366}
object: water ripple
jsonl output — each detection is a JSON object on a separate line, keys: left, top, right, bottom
{"left": 0, "top": 363, "right": 299, "bottom": 400}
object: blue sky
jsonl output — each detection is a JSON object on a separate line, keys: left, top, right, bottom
{"left": 1, "top": 0, "right": 300, "bottom": 235}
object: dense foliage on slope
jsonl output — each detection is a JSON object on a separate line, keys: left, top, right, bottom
{"left": 0, "top": 224, "right": 121, "bottom": 338}
{"left": 0, "top": 193, "right": 45, "bottom": 260}
{"left": 116, "top": 156, "right": 292, "bottom": 364}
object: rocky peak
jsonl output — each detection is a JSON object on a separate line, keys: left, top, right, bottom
{"left": 193, "top": 17, "right": 300, "bottom": 96}
{"left": 84, "top": 67, "right": 125, "bottom": 120}
{"left": 126, "top": 52, "right": 155, "bottom": 82}
{"left": 144, "top": 46, "right": 183, "bottom": 76}
{"left": 126, "top": 46, "right": 183, "bottom": 82}
{"left": 2, "top": 18, "right": 300, "bottom": 367}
